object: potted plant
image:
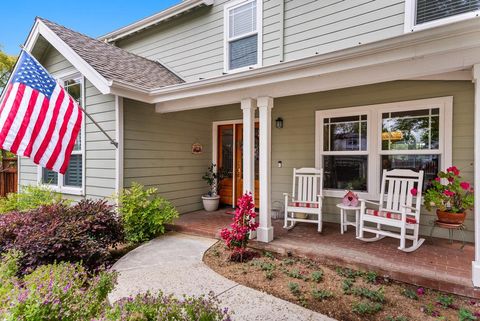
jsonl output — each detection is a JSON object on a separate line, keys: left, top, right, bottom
{"left": 424, "top": 166, "right": 474, "bottom": 224}
{"left": 201, "top": 163, "right": 221, "bottom": 211}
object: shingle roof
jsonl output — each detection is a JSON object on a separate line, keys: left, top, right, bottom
{"left": 39, "top": 18, "right": 184, "bottom": 90}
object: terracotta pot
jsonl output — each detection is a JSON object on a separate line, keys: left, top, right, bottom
{"left": 436, "top": 209, "right": 466, "bottom": 224}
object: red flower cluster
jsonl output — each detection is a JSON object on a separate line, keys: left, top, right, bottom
{"left": 447, "top": 166, "right": 460, "bottom": 176}
{"left": 220, "top": 193, "right": 259, "bottom": 260}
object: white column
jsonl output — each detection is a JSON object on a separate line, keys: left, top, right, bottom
{"left": 241, "top": 98, "right": 256, "bottom": 198}
{"left": 257, "top": 97, "right": 274, "bottom": 242}
{"left": 473, "top": 64, "right": 480, "bottom": 287}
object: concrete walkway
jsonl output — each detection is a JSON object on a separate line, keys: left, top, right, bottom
{"left": 109, "top": 232, "right": 335, "bottom": 321}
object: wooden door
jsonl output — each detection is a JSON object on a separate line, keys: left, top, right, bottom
{"left": 217, "top": 125, "right": 234, "bottom": 205}
{"left": 234, "top": 123, "right": 259, "bottom": 207}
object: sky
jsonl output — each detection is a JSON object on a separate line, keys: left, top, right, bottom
{"left": 1, "top": 0, "right": 181, "bottom": 56}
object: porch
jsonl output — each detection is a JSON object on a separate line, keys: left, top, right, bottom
{"left": 168, "top": 208, "right": 479, "bottom": 298}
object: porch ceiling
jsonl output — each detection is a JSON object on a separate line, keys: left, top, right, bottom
{"left": 154, "top": 18, "right": 480, "bottom": 113}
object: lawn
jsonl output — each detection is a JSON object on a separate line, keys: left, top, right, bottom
{"left": 204, "top": 241, "right": 478, "bottom": 321}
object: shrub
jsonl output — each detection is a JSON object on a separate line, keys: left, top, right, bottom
{"left": 437, "top": 295, "right": 455, "bottom": 309}
{"left": 0, "top": 185, "right": 63, "bottom": 214}
{"left": 352, "top": 301, "right": 383, "bottom": 315}
{"left": 402, "top": 288, "right": 418, "bottom": 300}
{"left": 0, "top": 259, "right": 116, "bottom": 321}
{"left": 119, "top": 182, "right": 179, "bottom": 244}
{"left": 352, "top": 287, "right": 385, "bottom": 303}
{"left": 363, "top": 271, "right": 378, "bottom": 284}
{"left": 288, "top": 282, "right": 301, "bottom": 296}
{"left": 220, "top": 193, "right": 258, "bottom": 261}
{"left": 0, "top": 200, "right": 123, "bottom": 272}
{"left": 311, "top": 270, "right": 324, "bottom": 283}
{"left": 311, "top": 289, "right": 333, "bottom": 301}
{"left": 459, "top": 308, "right": 477, "bottom": 321}
{"left": 101, "top": 291, "right": 231, "bottom": 321}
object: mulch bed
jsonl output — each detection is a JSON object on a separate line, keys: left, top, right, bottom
{"left": 204, "top": 241, "right": 479, "bottom": 321}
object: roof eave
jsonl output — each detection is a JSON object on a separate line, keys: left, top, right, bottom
{"left": 99, "top": 0, "right": 214, "bottom": 43}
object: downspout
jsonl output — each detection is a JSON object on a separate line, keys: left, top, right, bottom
{"left": 279, "top": 0, "right": 285, "bottom": 63}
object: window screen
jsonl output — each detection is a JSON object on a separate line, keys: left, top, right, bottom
{"left": 416, "top": 0, "right": 480, "bottom": 25}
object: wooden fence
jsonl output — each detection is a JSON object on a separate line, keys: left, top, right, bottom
{"left": 0, "top": 154, "right": 17, "bottom": 197}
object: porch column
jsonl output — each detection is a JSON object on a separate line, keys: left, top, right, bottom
{"left": 473, "top": 64, "right": 480, "bottom": 287}
{"left": 241, "top": 98, "right": 256, "bottom": 198}
{"left": 257, "top": 97, "right": 274, "bottom": 243}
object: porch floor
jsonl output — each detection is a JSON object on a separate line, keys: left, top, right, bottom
{"left": 168, "top": 208, "right": 479, "bottom": 298}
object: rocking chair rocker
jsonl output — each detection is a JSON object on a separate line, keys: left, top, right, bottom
{"left": 357, "top": 169, "right": 425, "bottom": 252}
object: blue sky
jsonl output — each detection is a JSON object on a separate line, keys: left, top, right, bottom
{"left": 1, "top": 0, "right": 180, "bottom": 56}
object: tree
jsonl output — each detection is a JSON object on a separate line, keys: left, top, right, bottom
{"left": 0, "top": 46, "right": 17, "bottom": 94}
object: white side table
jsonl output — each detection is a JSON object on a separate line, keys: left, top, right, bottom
{"left": 336, "top": 203, "right": 361, "bottom": 237}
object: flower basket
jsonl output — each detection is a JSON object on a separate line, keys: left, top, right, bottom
{"left": 436, "top": 209, "right": 466, "bottom": 224}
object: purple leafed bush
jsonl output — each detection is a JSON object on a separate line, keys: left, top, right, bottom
{"left": 0, "top": 199, "right": 124, "bottom": 273}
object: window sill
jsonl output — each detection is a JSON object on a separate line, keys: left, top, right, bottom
{"left": 42, "top": 184, "right": 84, "bottom": 196}
{"left": 225, "top": 63, "right": 261, "bottom": 74}
{"left": 406, "top": 11, "right": 480, "bottom": 33}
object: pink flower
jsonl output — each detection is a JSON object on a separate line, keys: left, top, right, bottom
{"left": 417, "top": 287, "right": 425, "bottom": 296}
{"left": 434, "top": 177, "right": 441, "bottom": 182}
{"left": 444, "top": 190, "right": 455, "bottom": 197}
{"left": 410, "top": 188, "right": 418, "bottom": 196}
{"left": 460, "top": 181, "right": 470, "bottom": 190}
{"left": 447, "top": 166, "right": 460, "bottom": 176}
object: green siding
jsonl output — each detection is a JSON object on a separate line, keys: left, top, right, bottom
{"left": 271, "top": 80, "right": 474, "bottom": 242}
{"left": 123, "top": 99, "right": 243, "bottom": 213}
{"left": 18, "top": 46, "right": 118, "bottom": 200}
{"left": 115, "top": 0, "right": 405, "bottom": 81}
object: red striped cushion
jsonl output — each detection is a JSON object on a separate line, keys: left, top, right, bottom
{"left": 365, "top": 209, "right": 417, "bottom": 224}
{"left": 288, "top": 202, "right": 319, "bottom": 208}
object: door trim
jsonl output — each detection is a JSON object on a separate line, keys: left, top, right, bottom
{"left": 212, "top": 119, "right": 258, "bottom": 207}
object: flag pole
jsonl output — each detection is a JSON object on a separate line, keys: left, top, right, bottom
{"left": 18, "top": 46, "right": 118, "bottom": 149}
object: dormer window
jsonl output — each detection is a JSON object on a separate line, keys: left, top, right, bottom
{"left": 405, "top": 0, "right": 480, "bottom": 32}
{"left": 224, "top": 0, "right": 262, "bottom": 72}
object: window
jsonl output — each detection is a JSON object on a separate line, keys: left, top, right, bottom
{"left": 39, "top": 75, "right": 84, "bottom": 195}
{"left": 405, "top": 0, "right": 480, "bottom": 32}
{"left": 224, "top": 0, "right": 262, "bottom": 72}
{"left": 316, "top": 97, "right": 452, "bottom": 199}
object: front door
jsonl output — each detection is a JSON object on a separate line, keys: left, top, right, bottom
{"left": 217, "top": 123, "right": 259, "bottom": 207}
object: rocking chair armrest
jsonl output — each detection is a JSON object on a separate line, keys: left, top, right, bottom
{"left": 400, "top": 204, "right": 420, "bottom": 212}
{"left": 359, "top": 199, "right": 380, "bottom": 207}
{"left": 317, "top": 194, "right": 324, "bottom": 199}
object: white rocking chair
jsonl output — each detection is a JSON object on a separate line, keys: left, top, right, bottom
{"left": 357, "top": 169, "right": 425, "bottom": 252}
{"left": 283, "top": 168, "right": 323, "bottom": 232}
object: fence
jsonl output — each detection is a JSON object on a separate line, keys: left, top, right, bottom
{"left": 0, "top": 155, "right": 17, "bottom": 197}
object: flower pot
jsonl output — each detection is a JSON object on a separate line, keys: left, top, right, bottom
{"left": 436, "top": 209, "right": 466, "bottom": 224}
{"left": 294, "top": 212, "right": 308, "bottom": 219}
{"left": 202, "top": 195, "right": 220, "bottom": 212}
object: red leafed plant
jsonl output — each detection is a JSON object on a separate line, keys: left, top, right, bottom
{"left": 220, "top": 193, "right": 259, "bottom": 262}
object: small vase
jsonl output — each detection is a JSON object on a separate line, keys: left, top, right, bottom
{"left": 436, "top": 209, "right": 466, "bottom": 224}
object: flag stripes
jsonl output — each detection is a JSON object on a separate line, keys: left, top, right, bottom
{"left": 0, "top": 51, "right": 83, "bottom": 174}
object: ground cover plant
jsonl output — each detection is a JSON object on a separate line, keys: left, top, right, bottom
{"left": 204, "top": 241, "right": 480, "bottom": 321}
{"left": 0, "top": 251, "right": 232, "bottom": 321}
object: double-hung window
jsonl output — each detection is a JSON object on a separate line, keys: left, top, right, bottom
{"left": 316, "top": 97, "right": 452, "bottom": 199}
{"left": 39, "top": 74, "right": 85, "bottom": 195}
{"left": 405, "top": 0, "right": 480, "bottom": 32}
{"left": 224, "top": 0, "right": 262, "bottom": 72}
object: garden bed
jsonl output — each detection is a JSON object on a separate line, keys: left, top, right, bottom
{"left": 204, "top": 241, "right": 479, "bottom": 321}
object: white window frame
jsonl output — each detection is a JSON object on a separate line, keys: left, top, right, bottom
{"left": 315, "top": 97, "right": 453, "bottom": 200}
{"left": 37, "top": 72, "right": 86, "bottom": 196}
{"left": 224, "top": 0, "right": 263, "bottom": 73}
{"left": 404, "top": 0, "right": 480, "bottom": 33}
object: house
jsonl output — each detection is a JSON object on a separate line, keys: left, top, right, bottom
{"left": 15, "top": 0, "right": 480, "bottom": 287}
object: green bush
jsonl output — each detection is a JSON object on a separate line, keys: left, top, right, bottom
{"left": 102, "top": 292, "right": 231, "bottom": 321}
{"left": 0, "top": 185, "right": 64, "bottom": 214}
{"left": 119, "top": 182, "right": 179, "bottom": 244}
{"left": 0, "top": 254, "right": 116, "bottom": 321}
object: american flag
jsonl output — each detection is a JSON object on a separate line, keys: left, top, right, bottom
{"left": 0, "top": 51, "right": 82, "bottom": 174}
